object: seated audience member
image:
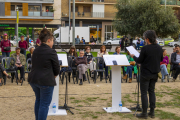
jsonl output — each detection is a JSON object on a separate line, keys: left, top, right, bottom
{"left": 11, "top": 47, "right": 26, "bottom": 83}
{"left": 160, "top": 49, "right": 169, "bottom": 83}
{"left": 97, "top": 45, "right": 109, "bottom": 79}
{"left": 0, "top": 64, "right": 11, "bottom": 86}
{"left": 171, "top": 45, "right": 180, "bottom": 82}
{"left": 75, "top": 50, "right": 87, "bottom": 85}
{"left": 27, "top": 46, "right": 35, "bottom": 70}
{"left": 67, "top": 46, "right": 78, "bottom": 58}
{"left": 84, "top": 46, "right": 96, "bottom": 77}
{"left": 113, "top": 46, "right": 126, "bottom": 75}
{"left": 169, "top": 47, "right": 176, "bottom": 63}
{"left": 19, "top": 36, "right": 28, "bottom": 56}
{"left": 122, "top": 50, "right": 137, "bottom": 83}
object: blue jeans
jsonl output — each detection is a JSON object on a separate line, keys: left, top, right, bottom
{"left": 136, "top": 44, "right": 140, "bottom": 50}
{"left": 30, "top": 83, "right": 54, "bottom": 120}
{"left": 126, "top": 65, "right": 134, "bottom": 78}
{"left": 99, "top": 63, "right": 108, "bottom": 77}
{"left": 160, "top": 64, "right": 168, "bottom": 79}
{"left": 2, "top": 52, "right": 10, "bottom": 57}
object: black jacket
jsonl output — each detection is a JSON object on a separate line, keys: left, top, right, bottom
{"left": 133, "top": 44, "right": 163, "bottom": 76}
{"left": 28, "top": 43, "right": 60, "bottom": 86}
{"left": 84, "top": 52, "right": 93, "bottom": 63}
{"left": 171, "top": 52, "right": 179, "bottom": 70}
{"left": 26, "top": 53, "right": 32, "bottom": 64}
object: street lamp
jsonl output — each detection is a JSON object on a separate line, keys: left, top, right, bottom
{"left": 73, "top": 0, "right": 75, "bottom": 46}
{"left": 16, "top": 7, "right": 19, "bottom": 46}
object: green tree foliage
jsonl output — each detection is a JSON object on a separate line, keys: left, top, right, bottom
{"left": 113, "top": 0, "right": 180, "bottom": 37}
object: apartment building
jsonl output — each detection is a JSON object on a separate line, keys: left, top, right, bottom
{"left": 61, "top": 0, "right": 118, "bottom": 43}
{"left": 0, "top": 0, "right": 61, "bottom": 40}
{"left": 61, "top": 0, "right": 180, "bottom": 43}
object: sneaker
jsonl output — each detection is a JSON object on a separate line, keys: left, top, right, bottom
{"left": 133, "top": 75, "right": 136, "bottom": 79}
{"left": 163, "top": 79, "right": 166, "bottom": 83}
{"left": 0, "top": 83, "right": 2, "bottom": 86}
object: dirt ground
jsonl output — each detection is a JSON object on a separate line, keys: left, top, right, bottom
{"left": 0, "top": 74, "right": 180, "bottom": 120}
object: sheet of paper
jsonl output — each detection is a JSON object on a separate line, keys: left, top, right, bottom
{"left": 57, "top": 54, "right": 68, "bottom": 67}
{"left": 126, "top": 46, "right": 140, "bottom": 58}
{"left": 103, "top": 56, "right": 116, "bottom": 65}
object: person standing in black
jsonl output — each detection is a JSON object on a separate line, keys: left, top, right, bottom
{"left": 121, "top": 37, "right": 125, "bottom": 51}
{"left": 26, "top": 35, "right": 29, "bottom": 47}
{"left": 130, "top": 30, "right": 163, "bottom": 119}
{"left": 28, "top": 28, "right": 60, "bottom": 120}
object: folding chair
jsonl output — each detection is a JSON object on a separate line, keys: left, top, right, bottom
{"left": 25, "top": 58, "right": 31, "bottom": 81}
{"left": 1, "top": 57, "right": 18, "bottom": 85}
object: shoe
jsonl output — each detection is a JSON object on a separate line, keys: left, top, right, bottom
{"left": 163, "top": 80, "right": 166, "bottom": 83}
{"left": 79, "top": 79, "right": 83, "bottom": 85}
{"left": 148, "top": 108, "right": 155, "bottom": 118}
{"left": 172, "top": 78, "right": 176, "bottom": 82}
{"left": 129, "top": 78, "right": 132, "bottom": 83}
{"left": 122, "top": 74, "right": 128, "bottom": 80}
{"left": 0, "top": 83, "right": 2, "bottom": 86}
{"left": 19, "top": 79, "right": 23, "bottom": 83}
{"left": 133, "top": 75, "right": 136, "bottom": 79}
{"left": 7, "top": 75, "right": 11, "bottom": 79}
{"left": 136, "top": 108, "right": 148, "bottom": 119}
{"left": 83, "top": 74, "right": 87, "bottom": 81}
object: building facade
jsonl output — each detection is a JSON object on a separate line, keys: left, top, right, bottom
{"left": 61, "top": 0, "right": 180, "bottom": 43}
{"left": 61, "top": 0, "right": 118, "bottom": 43}
{"left": 0, "top": 0, "right": 61, "bottom": 40}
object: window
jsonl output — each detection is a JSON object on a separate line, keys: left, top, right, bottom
{"left": 28, "top": 6, "right": 40, "bottom": 12}
{"left": 17, "top": 5, "right": 22, "bottom": 11}
{"left": 71, "top": 6, "right": 78, "bottom": 12}
{"left": 46, "top": 6, "right": 53, "bottom": 12}
{"left": 11, "top": 5, "right": 15, "bottom": 11}
{"left": 83, "top": 6, "right": 90, "bottom": 12}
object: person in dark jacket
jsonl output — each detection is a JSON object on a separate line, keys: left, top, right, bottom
{"left": 75, "top": 50, "right": 87, "bottom": 85}
{"left": 130, "top": 30, "right": 163, "bottom": 119}
{"left": 28, "top": 28, "right": 60, "bottom": 120}
{"left": 26, "top": 46, "right": 35, "bottom": 70}
{"left": 26, "top": 35, "right": 29, "bottom": 47}
{"left": 121, "top": 37, "right": 125, "bottom": 51}
{"left": 84, "top": 46, "right": 96, "bottom": 77}
{"left": 171, "top": 45, "right": 180, "bottom": 82}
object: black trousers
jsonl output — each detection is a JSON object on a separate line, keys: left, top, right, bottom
{"left": 174, "top": 65, "right": 180, "bottom": 79}
{"left": 140, "top": 74, "right": 157, "bottom": 109}
{"left": 15, "top": 66, "right": 24, "bottom": 79}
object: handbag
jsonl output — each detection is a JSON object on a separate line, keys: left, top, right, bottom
{"left": 4, "top": 47, "right": 10, "bottom": 51}
{"left": 130, "top": 61, "right": 135, "bottom": 66}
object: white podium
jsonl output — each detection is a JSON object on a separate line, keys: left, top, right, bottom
{"left": 48, "top": 54, "right": 68, "bottom": 116}
{"left": 103, "top": 55, "right": 132, "bottom": 113}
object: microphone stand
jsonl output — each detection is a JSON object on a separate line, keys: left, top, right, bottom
{"left": 56, "top": 43, "right": 74, "bottom": 114}
{"left": 130, "top": 64, "right": 142, "bottom": 113}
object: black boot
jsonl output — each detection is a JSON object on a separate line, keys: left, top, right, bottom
{"left": 148, "top": 108, "right": 155, "bottom": 118}
{"left": 79, "top": 79, "right": 83, "bottom": 85}
{"left": 136, "top": 108, "right": 148, "bottom": 119}
{"left": 83, "top": 74, "right": 87, "bottom": 81}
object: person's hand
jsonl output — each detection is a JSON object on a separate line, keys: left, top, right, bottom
{"left": 130, "top": 54, "right": 135, "bottom": 58}
{"left": 19, "top": 64, "right": 22, "bottom": 67}
{"left": 15, "top": 64, "right": 19, "bottom": 67}
{"left": 179, "top": 63, "right": 180, "bottom": 65}
{"left": 55, "top": 76, "right": 57, "bottom": 78}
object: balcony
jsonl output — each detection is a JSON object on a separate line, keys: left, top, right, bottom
{"left": 160, "top": 0, "right": 180, "bottom": 6}
{"left": 62, "top": 12, "right": 115, "bottom": 20}
{"left": 0, "top": 0, "right": 54, "bottom": 4}
{"left": 0, "top": 11, "right": 54, "bottom": 20}
{"left": 71, "top": 0, "right": 117, "bottom": 4}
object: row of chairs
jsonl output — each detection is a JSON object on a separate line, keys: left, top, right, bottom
{"left": 60, "top": 57, "right": 112, "bottom": 84}
{"left": 0, "top": 56, "right": 31, "bottom": 86}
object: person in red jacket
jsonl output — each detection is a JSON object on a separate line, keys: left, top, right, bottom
{"left": 0, "top": 33, "right": 11, "bottom": 58}
{"left": 19, "top": 36, "right": 28, "bottom": 57}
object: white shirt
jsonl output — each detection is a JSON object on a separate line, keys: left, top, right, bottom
{"left": 176, "top": 54, "right": 180, "bottom": 63}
